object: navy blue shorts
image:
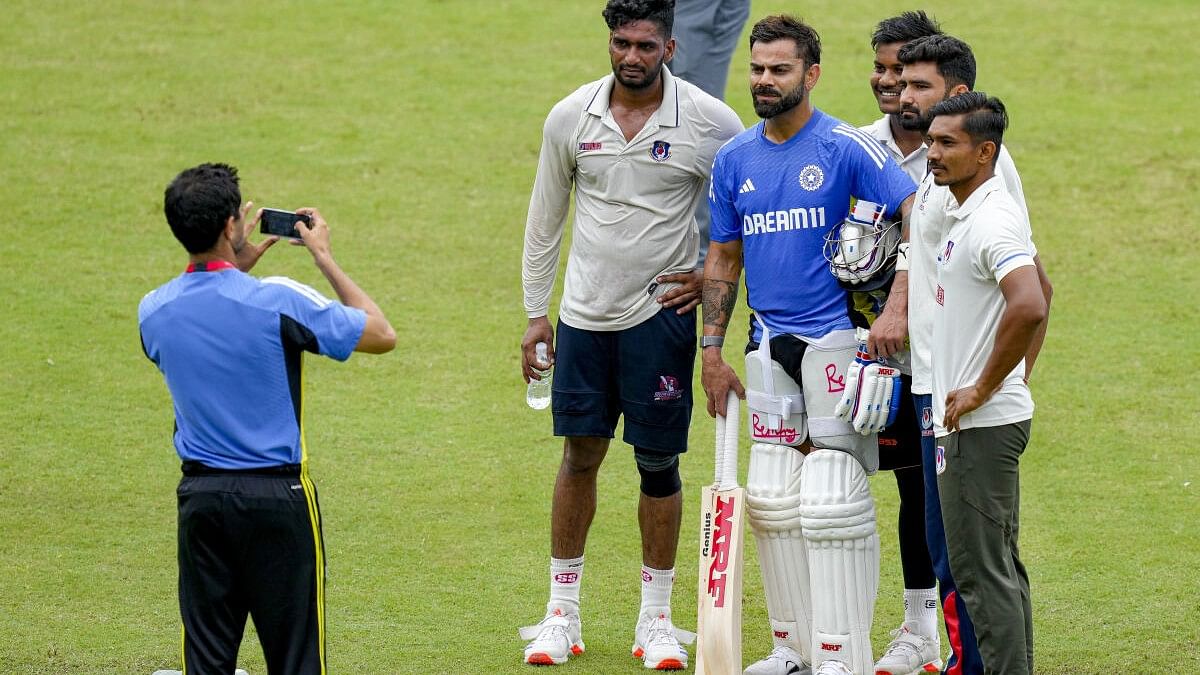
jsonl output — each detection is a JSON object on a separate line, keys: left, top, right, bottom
{"left": 552, "top": 309, "right": 696, "bottom": 454}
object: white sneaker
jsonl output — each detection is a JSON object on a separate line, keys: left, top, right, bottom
{"left": 813, "top": 661, "right": 852, "bottom": 675}
{"left": 632, "top": 611, "right": 695, "bottom": 670}
{"left": 743, "top": 644, "right": 812, "bottom": 674}
{"left": 873, "top": 626, "right": 942, "bottom": 675}
{"left": 519, "top": 607, "right": 584, "bottom": 666}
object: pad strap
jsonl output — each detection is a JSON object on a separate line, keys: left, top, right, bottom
{"left": 807, "top": 416, "right": 856, "bottom": 439}
{"left": 745, "top": 390, "right": 806, "bottom": 419}
{"left": 753, "top": 316, "right": 783, "bottom": 430}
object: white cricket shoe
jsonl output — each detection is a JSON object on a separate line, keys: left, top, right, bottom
{"left": 519, "top": 607, "right": 584, "bottom": 666}
{"left": 743, "top": 644, "right": 812, "bottom": 674}
{"left": 813, "top": 661, "right": 852, "bottom": 675}
{"left": 631, "top": 611, "right": 695, "bottom": 670}
{"left": 873, "top": 626, "right": 942, "bottom": 675}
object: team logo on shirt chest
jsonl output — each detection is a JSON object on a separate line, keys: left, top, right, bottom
{"left": 939, "top": 240, "right": 955, "bottom": 263}
{"left": 650, "top": 140, "right": 671, "bottom": 162}
{"left": 798, "top": 164, "right": 824, "bottom": 191}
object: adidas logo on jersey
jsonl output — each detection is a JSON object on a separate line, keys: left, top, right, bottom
{"left": 738, "top": 178, "right": 756, "bottom": 194}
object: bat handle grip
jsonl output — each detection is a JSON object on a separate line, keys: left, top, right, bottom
{"left": 716, "top": 390, "right": 739, "bottom": 489}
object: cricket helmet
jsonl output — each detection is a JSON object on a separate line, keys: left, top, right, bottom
{"left": 823, "top": 199, "right": 901, "bottom": 292}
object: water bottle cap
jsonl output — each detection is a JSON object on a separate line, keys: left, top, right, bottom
{"left": 535, "top": 342, "right": 548, "bottom": 360}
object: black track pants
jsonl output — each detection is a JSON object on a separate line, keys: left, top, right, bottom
{"left": 177, "top": 470, "right": 326, "bottom": 675}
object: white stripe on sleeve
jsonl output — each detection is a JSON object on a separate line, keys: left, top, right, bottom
{"left": 262, "top": 276, "right": 333, "bottom": 308}
{"left": 832, "top": 125, "right": 886, "bottom": 170}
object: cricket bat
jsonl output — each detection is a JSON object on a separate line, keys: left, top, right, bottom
{"left": 696, "top": 390, "right": 745, "bottom": 675}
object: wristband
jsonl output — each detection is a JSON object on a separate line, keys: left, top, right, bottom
{"left": 895, "top": 242, "right": 910, "bottom": 272}
{"left": 701, "top": 335, "right": 725, "bottom": 348}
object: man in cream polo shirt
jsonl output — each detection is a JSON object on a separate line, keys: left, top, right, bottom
{"left": 854, "top": 14, "right": 946, "bottom": 673}
{"left": 925, "top": 92, "right": 1050, "bottom": 675}
{"left": 518, "top": 0, "right": 743, "bottom": 669}
{"left": 888, "top": 32, "right": 1055, "bottom": 675}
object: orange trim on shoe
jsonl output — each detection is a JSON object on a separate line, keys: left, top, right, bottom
{"left": 526, "top": 653, "right": 557, "bottom": 666}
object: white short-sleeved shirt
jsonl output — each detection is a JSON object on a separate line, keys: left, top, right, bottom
{"left": 931, "top": 176, "right": 1036, "bottom": 436}
{"left": 851, "top": 116, "right": 930, "bottom": 374}
{"left": 521, "top": 67, "right": 744, "bottom": 331}
{"left": 910, "top": 144, "right": 1032, "bottom": 394}
{"left": 861, "top": 116, "right": 928, "bottom": 184}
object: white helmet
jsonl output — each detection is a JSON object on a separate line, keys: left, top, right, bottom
{"left": 823, "top": 199, "right": 900, "bottom": 292}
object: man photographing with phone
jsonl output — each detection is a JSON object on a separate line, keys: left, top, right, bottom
{"left": 138, "top": 163, "right": 395, "bottom": 674}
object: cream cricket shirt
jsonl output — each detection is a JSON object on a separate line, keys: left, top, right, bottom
{"left": 522, "top": 67, "right": 743, "bottom": 331}
{"left": 862, "top": 116, "right": 927, "bottom": 184}
{"left": 909, "top": 145, "right": 1031, "bottom": 394}
{"left": 854, "top": 116, "right": 930, "bottom": 375}
{"left": 931, "top": 175, "right": 1036, "bottom": 436}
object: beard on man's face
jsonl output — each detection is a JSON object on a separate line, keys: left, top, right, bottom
{"left": 752, "top": 82, "right": 807, "bottom": 119}
{"left": 898, "top": 103, "right": 934, "bottom": 132}
{"left": 614, "top": 59, "right": 663, "bottom": 90}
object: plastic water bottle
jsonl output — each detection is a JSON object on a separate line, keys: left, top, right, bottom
{"left": 526, "top": 342, "right": 553, "bottom": 410}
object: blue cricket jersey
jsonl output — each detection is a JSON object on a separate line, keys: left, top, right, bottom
{"left": 709, "top": 109, "right": 916, "bottom": 341}
{"left": 138, "top": 263, "right": 367, "bottom": 469}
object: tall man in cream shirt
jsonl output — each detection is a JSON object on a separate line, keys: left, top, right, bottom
{"left": 518, "top": 0, "right": 742, "bottom": 669}
{"left": 878, "top": 33, "right": 1054, "bottom": 675}
{"left": 925, "top": 92, "right": 1050, "bottom": 675}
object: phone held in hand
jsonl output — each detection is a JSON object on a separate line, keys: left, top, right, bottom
{"left": 259, "top": 208, "right": 312, "bottom": 239}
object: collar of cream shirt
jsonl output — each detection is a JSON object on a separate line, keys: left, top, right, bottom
{"left": 585, "top": 64, "right": 681, "bottom": 128}
{"left": 945, "top": 174, "right": 1005, "bottom": 220}
{"left": 867, "top": 115, "right": 927, "bottom": 164}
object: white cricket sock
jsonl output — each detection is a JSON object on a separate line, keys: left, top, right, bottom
{"left": 548, "top": 556, "right": 584, "bottom": 615}
{"left": 640, "top": 565, "right": 674, "bottom": 617}
{"left": 904, "top": 587, "right": 939, "bottom": 638}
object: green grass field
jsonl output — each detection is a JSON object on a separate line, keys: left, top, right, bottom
{"left": 1, "top": 1, "right": 1196, "bottom": 672}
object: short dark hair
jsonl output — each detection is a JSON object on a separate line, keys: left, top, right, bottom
{"left": 929, "top": 91, "right": 1007, "bottom": 149}
{"left": 602, "top": 0, "right": 674, "bottom": 39}
{"left": 897, "top": 34, "right": 976, "bottom": 89}
{"left": 163, "top": 163, "right": 241, "bottom": 254}
{"left": 871, "top": 10, "right": 942, "bottom": 50}
{"left": 750, "top": 15, "right": 822, "bottom": 67}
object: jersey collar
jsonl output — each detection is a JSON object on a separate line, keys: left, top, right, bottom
{"left": 945, "top": 175, "right": 1005, "bottom": 220}
{"left": 585, "top": 65, "right": 680, "bottom": 128}
{"left": 186, "top": 260, "right": 237, "bottom": 273}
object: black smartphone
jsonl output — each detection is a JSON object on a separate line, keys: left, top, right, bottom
{"left": 259, "top": 208, "right": 312, "bottom": 239}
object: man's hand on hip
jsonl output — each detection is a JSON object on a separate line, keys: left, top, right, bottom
{"left": 943, "top": 384, "right": 993, "bottom": 432}
{"left": 656, "top": 269, "right": 702, "bottom": 314}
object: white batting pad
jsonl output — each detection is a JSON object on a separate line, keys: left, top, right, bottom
{"left": 799, "top": 449, "right": 879, "bottom": 674}
{"left": 800, "top": 334, "right": 878, "bottom": 473}
{"left": 746, "top": 442, "right": 812, "bottom": 663}
{"left": 745, "top": 341, "right": 807, "bottom": 447}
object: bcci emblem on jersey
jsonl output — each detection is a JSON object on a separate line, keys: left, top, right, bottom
{"left": 650, "top": 140, "right": 671, "bottom": 162}
{"left": 798, "top": 164, "right": 824, "bottom": 191}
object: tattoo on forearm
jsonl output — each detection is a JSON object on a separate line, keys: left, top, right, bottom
{"left": 702, "top": 279, "right": 738, "bottom": 330}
